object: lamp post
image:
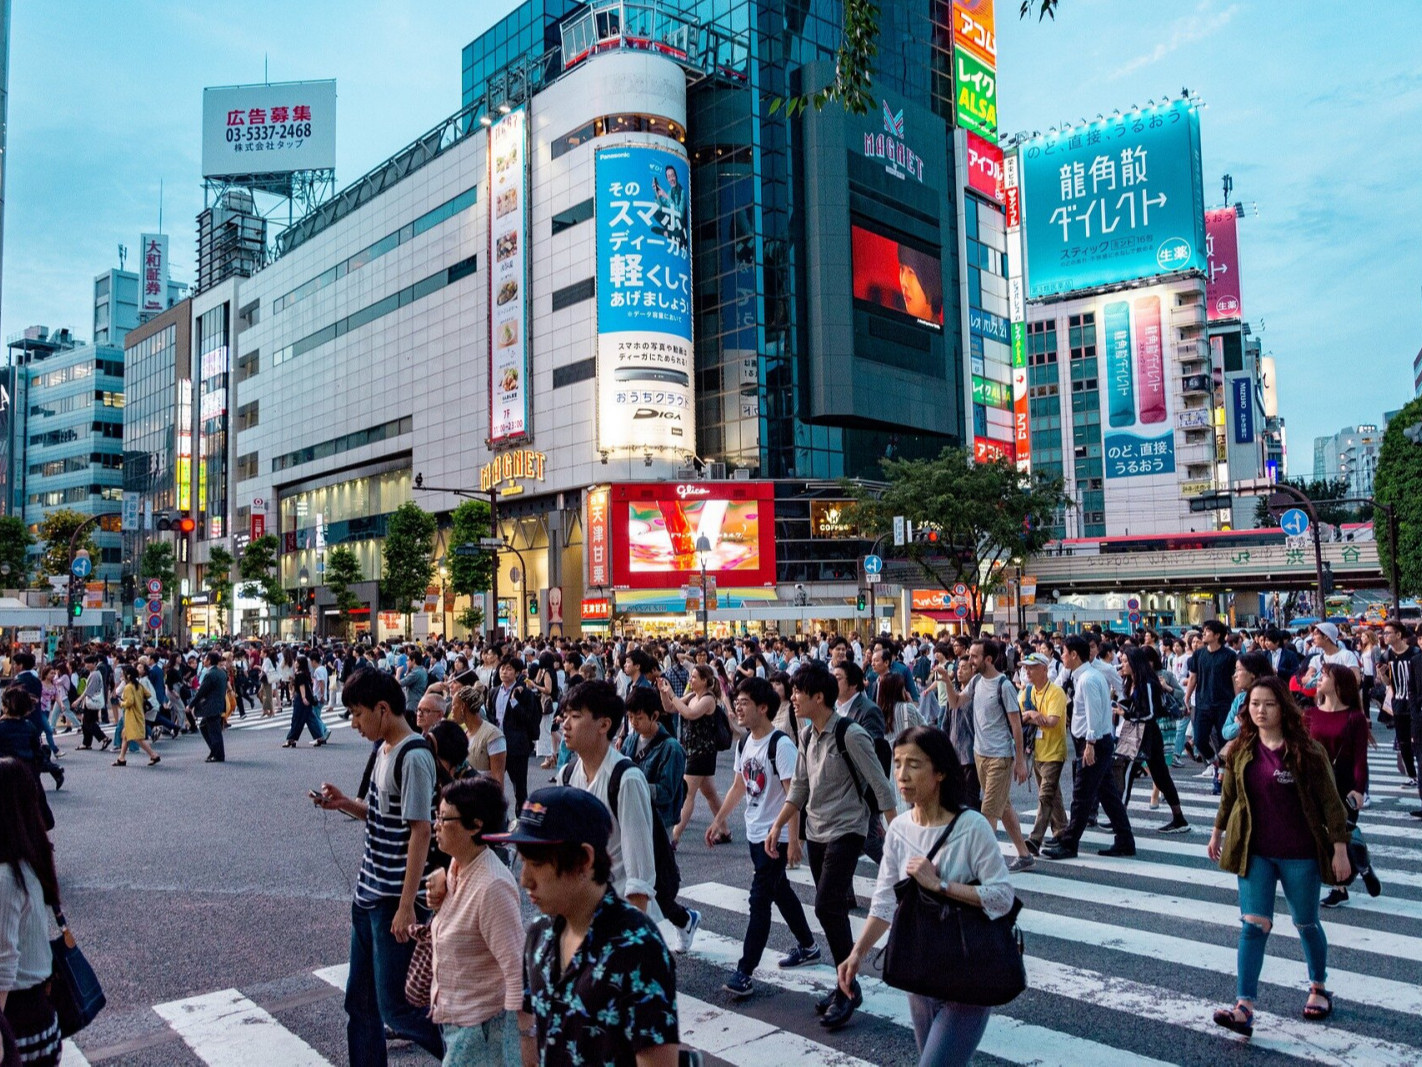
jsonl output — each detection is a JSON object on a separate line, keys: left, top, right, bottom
{"left": 437, "top": 562, "right": 449, "bottom": 639}
{"left": 695, "top": 534, "right": 711, "bottom": 641}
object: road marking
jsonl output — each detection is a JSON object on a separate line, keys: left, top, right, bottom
{"left": 1090, "top": 798, "right": 1421, "bottom": 841}
{"left": 153, "top": 988, "right": 332, "bottom": 1066}
{"left": 313, "top": 964, "right": 348, "bottom": 990}
{"left": 678, "top": 993, "right": 876, "bottom": 1065}
{"left": 61, "top": 1040, "right": 91, "bottom": 1066}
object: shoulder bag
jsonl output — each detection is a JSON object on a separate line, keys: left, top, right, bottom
{"left": 404, "top": 923, "right": 434, "bottom": 1007}
{"left": 881, "top": 817, "right": 1027, "bottom": 1007}
{"left": 49, "top": 909, "right": 106, "bottom": 1036}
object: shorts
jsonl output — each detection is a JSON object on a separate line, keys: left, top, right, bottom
{"left": 974, "top": 754, "right": 1015, "bottom": 823}
{"left": 686, "top": 750, "right": 717, "bottom": 777}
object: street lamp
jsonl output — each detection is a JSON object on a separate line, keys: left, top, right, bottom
{"left": 438, "top": 562, "right": 450, "bottom": 640}
{"left": 695, "top": 534, "right": 711, "bottom": 641}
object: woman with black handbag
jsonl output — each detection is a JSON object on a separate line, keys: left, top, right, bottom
{"left": 837, "top": 726, "right": 1016, "bottom": 1066}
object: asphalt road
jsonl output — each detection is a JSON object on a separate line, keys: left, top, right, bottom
{"left": 48, "top": 706, "right": 1422, "bottom": 1066}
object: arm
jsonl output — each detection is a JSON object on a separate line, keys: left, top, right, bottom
{"left": 617, "top": 771, "right": 657, "bottom": 911}
{"left": 393, "top": 821, "right": 431, "bottom": 940}
{"left": 1008, "top": 709, "right": 1028, "bottom": 784}
{"left": 707, "top": 768, "right": 746, "bottom": 845}
{"left": 666, "top": 689, "right": 713, "bottom": 719}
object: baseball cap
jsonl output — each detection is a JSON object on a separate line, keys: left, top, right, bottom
{"left": 1023, "top": 652, "right": 1052, "bottom": 668}
{"left": 484, "top": 787, "right": 611, "bottom": 852}
{"left": 1314, "top": 622, "right": 1340, "bottom": 643}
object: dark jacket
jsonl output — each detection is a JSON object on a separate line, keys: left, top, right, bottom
{"left": 487, "top": 679, "right": 541, "bottom": 753}
{"left": 0, "top": 717, "right": 45, "bottom": 771}
{"left": 192, "top": 667, "right": 228, "bottom": 721}
{"left": 620, "top": 725, "right": 687, "bottom": 827}
{"left": 840, "top": 690, "right": 886, "bottom": 741}
{"left": 1271, "top": 646, "right": 1302, "bottom": 685}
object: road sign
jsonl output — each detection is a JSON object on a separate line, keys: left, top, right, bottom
{"left": 1127, "top": 597, "right": 1140, "bottom": 611}
{"left": 1280, "top": 508, "right": 1310, "bottom": 538}
{"left": 147, "top": 598, "right": 163, "bottom": 615}
{"left": 133, "top": 597, "right": 148, "bottom": 611}
{"left": 146, "top": 578, "right": 163, "bottom": 595}
{"left": 146, "top": 613, "right": 163, "bottom": 630}
{"left": 865, "top": 572, "right": 882, "bottom": 584}
{"left": 454, "top": 542, "right": 481, "bottom": 556}
{"left": 952, "top": 603, "right": 969, "bottom": 619}
{"left": 479, "top": 537, "right": 505, "bottom": 550}
{"left": 863, "top": 554, "right": 883, "bottom": 575}
{"left": 1128, "top": 611, "right": 1142, "bottom": 626}
{"left": 892, "top": 516, "right": 905, "bottom": 547}
{"left": 952, "top": 582, "right": 968, "bottom": 597}
{"left": 70, "top": 555, "right": 92, "bottom": 578}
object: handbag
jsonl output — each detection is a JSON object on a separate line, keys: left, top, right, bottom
{"left": 1114, "top": 720, "right": 1146, "bottom": 762}
{"left": 881, "top": 818, "right": 1027, "bottom": 1007}
{"left": 404, "top": 924, "right": 434, "bottom": 1008}
{"left": 711, "top": 703, "right": 734, "bottom": 752}
{"left": 48, "top": 909, "right": 106, "bottom": 1036}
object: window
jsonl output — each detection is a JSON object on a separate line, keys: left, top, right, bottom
{"left": 552, "top": 357, "right": 596, "bottom": 388}
{"left": 551, "top": 198, "right": 594, "bottom": 235}
{"left": 237, "top": 401, "right": 259, "bottom": 431}
{"left": 236, "top": 350, "right": 259, "bottom": 383}
{"left": 551, "top": 278, "right": 595, "bottom": 311}
{"left": 237, "top": 453, "right": 259, "bottom": 480}
{"left": 550, "top": 114, "right": 685, "bottom": 159}
{"left": 237, "top": 300, "right": 260, "bottom": 333}
{"left": 271, "top": 415, "right": 413, "bottom": 473}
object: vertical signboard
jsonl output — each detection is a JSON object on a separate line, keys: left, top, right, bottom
{"left": 1231, "top": 376, "right": 1255, "bottom": 443}
{"left": 1020, "top": 99, "right": 1206, "bottom": 298}
{"left": 1260, "top": 355, "right": 1278, "bottom": 418}
{"left": 1101, "top": 291, "right": 1174, "bottom": 478}
{"left": 1003, "top": 149, "right": 1029, "bottom": 469}
{"left": 952, "top": 0, "right": 997, "bottom": 64}
{"left": 488, "top": 107, "right": 529, "bottom": 443}
{"left": 964, "top": 132, "right": 1004, "bottom": 204}
{"left": 139, "top": 234, "right": 169, "bottom": 316}
{"left": 1205, "top": 207, "right": 1243, "bottom": 321}
{"left": 595, "top": 144, "right": 695, "bottom": 454}
{"left": 586, "top": 486, "right": 610, "bottom": 587}
{"left": 952, "top": 47, "right": 998, "bottom": 143}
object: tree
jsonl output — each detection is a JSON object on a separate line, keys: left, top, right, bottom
{"left": 325, "top": 546, "right": 364, "bottom": 639}
{"left": 456, "top": 606, "right": 485, "bottom": 634}
{"left": 36, "top": 508, "right": 98, "bottom": 585}
{"left": 448, "top": 499, "right": 494, "bottom": 635}
{"left": 847, "top": 447, "right": 1068, "bottom": 634}
{"left": 381, "top": 502, "right": 437, "bottom": 635}
{"left": 1252, "top": 477, "right": 1372, "bottom": 529}
{"left": 1374, "top": 397, "right": 1422, "bottom": 597}
{"left": 238, "top": 534, "right": 288, "bottom": 634}
{"left": 206, "top": 546, "right": 236, "bottom": 635}
{"left": 140, "top": 541, "right": 176, "bottom": 591}
{"left": 0, "top": 516, "right": 34, "bottom": 586}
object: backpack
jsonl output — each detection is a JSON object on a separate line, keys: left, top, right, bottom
{"left": 1017, "top": 686, "right": 1039, "bottom": 756}
{"left": 735, "top": 729, "right": 791, "bottom": 781}
{"left": 561, "top": 757, "right": 680, "bottom": 904}
{"left": 826, "top": 717, "right": 883, "bottom": 816}
{"left": 357, "top": 735, "right": 434, "bottom": 805}
{"left": 710, "top": 702, "right": 734, "bottom": 751}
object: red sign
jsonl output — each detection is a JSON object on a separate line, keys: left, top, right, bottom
{"left": 283, "top": 531, "right": 297, "bottom": 554}
{"left": 1205, "top": 208, "right": 1243, "bottom": 322}
{"left": 251, "top": 513, "right": 265, "bottom": 540}
{"left": 587, "top": 487, "right": 610, "bottom": 587}
{"left": 580, "top": 598, "right": 612, "bottom": 622}
{"left": 974, "top": 436, "right": 1015, "bottom": 464}
{"left": 609, "top": 482, "right": 777, "bottom": 590}
{"left": 1012, "top": 363, "right": 1030, "bottom": 456}
{"left": 1004, "top": 184, "right": 1021, "bottom": 230}
{"left": 965, "top": 132, "right": 1004, "bottom": 204}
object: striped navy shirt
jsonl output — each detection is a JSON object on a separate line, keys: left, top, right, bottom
{"left": 355, "top": 735, "right": 437, "bottom": 907}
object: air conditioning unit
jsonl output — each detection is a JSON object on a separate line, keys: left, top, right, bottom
{"left": 731, "top": 468, "right": 751, "bottom": 481}
{"left": 708, "top": 462, "right": 727, "bottom": 479}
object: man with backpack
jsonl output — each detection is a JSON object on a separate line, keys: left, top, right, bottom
{"left": 766, "top": 662, "right": 896, "bottom": 1032}
{"left": 558, "top": 679, "right": 701, "bottom": 953}
{"left": 706, "top": 677, "right": 818, "bottom": 998}
{"left": 941, "top": 637, "right": 1034, "bottom": 872}
{"left": 620, "top": 687, "right": 686, "bottom": 829}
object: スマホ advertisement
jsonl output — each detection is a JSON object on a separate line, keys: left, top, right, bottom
{"left": 595, "top": 145, "right": 695, "bottom": 454}
{"left": 488, "top": 108, "right": 529, "bottom": 442}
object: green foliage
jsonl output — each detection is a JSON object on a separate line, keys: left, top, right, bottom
{"left": 36, "top": 508, "right": 98, "bottom": 583}
{"left": 381, "top": 502, "right": 437, "bottom": 629}
{"left": 1374, "top": 399, "right": 1422, "bottom": 597}
{"left": 448, "top": 499, "right": 495, "bottom": 596}
{"left": 325, "top": 546, "right": 365, "bottom": 637}
{"left": 847, "top": 447, "right": 1067, "bottom": 633}
{"left": 206, "top": 546, "right": 236, "bottom": 634}
{"left": 0, "top": 516, "right": 33, "bottom": 585}
{"left": 456, "top": 606, "right": 485, "bottom": 634}
{"left": 238, "top": 533, "right": 288, "bottom": 627}
{"left": 140, "top": 541, "right": 176, "bottom": 590}
{"left": 1252, "top": 477, "right": 1372, "bottom": 528}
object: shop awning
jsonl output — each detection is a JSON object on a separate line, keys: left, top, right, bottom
{"left": 613, "top": 587, "right": 778, "bottom": 615}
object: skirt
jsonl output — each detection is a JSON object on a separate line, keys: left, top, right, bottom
{"left": 3, "top": 983, "right": 61, "bottom": 1067}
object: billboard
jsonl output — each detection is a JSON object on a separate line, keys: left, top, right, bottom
{"left": 201, "top": 80, "right": 336, "bottom": 179}
{"left": 1261, "top": 355, "right": 1278, "bottom": 418}
{"left": 965, "top": 132, "right": 1004, "bottom": 204}
{"left": 952, "top": 0, "right": 997, "bottom": 64}
{"left": 608, "top": 482, "right": 776, "bottom": 589}
{"left": 1205, "top": 207, "right": 1243, "bottom": 321}
{"left": 488, "top": 107, "right": 529, "bottom": 443}
{"left": 586, "top": 487, "right": 610, "bottom": 587}
{"left": 139, "top": 234, "right": 169, "bottom": 316}
{"left": 953, "top": 47, "right": 998, "bottom": 143}
{"left": 595, "top": 145, "right": 695, "bottom": 453}
{"left": 1231, "top": 376, "right": 1255, "bottom": 444}
{"left": 1020, "top": 99, "right": 1206, "bottom": 299}
{"left": 1100, "top": 293, "right": 1176, "bottom": 479}
{"left": 851, "top": 225, "right": 944, "bottom": 327}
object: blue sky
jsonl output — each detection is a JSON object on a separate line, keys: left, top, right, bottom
{"left": 4, "top": 1, "right": 1419, "bottom": 470}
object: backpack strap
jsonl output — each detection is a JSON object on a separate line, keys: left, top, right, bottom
{"left": 833, "top": 717, "right": 872, "bottom": 809}
{"left": 766, "top": 729, "right": 788, "bottom": 781}
{"left": 561, "top": 755, "right": 625, "bottom": 821}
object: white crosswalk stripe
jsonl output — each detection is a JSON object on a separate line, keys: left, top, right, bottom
{"left": 153, "top": 988, "right": 332, "bottom": 1066}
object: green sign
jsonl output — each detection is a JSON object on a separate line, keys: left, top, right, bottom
{"left": 954, "top": 46, "right": 998, "bottom": 143}
{"left": 972, "top": 375, "right": 1010, "bottom": 408}
{"left": 1011, "top": 321, "right": 1026, "bottom": 369}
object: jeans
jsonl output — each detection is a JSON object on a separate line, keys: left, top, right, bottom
{"left": 440, "top": 1012, "right": 519, "bottom": 1067}
{"left": 1193, "top": 704, "right": 1229, "bottom": 763}
{"left": 1170, "top": 716, "right": 1190, "bottom": 761}
{"left": 907, "top": 995, "right": 991, "bottom": 1067}
{"left": 807, "top": 834, "right": 865, "bottom": 966}
{"left": 31, "top": 711, "right": 58, "bottom": 756}
{"left": 1060, "top": 735, "right": 1134, "bottom": 851}
{"left": 1236, "top": 854, "right": 1327, "bottom": 1001}
{"left": 49, "top": 702, "right": 79, "bottom": 733}
{"left": 346, "top": 899, "right": 444, "bottom": 1066}
{"left": 1028, "top": 760, "right": 1067, "bottom": 845}
{"left": 740, "top": 840, "right": 815, "bottom": 974}
{"left": 286, "top": 698, "right": 324, "bottom": 743}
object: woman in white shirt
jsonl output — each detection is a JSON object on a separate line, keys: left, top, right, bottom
{"left": 838, "top": 725, "right": 1014, "bottom": 1067}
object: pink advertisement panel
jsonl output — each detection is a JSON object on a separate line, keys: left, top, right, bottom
{"left": 1205, "top": 208, "right": 1242, "bottom": 322}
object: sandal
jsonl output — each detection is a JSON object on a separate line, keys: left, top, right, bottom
{"left": 148, "top": 755, "right": 161, "bottom": 766}
{"left": 112, "top": 759, "right": 127, "bottom": 767}
{"left": 1303, "top": 988, "right": 1333, "bottom": 1021}
{"left": 1212, "top": 1001, "right": 1253, "bottom": 1037}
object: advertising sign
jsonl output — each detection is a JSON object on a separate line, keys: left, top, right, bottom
{"left": 609, "top": 482, "right": 776, "bottom": 589}
{"left": 1231, "top": 376, "right": 1255, "bottom": 444}
{"left": 580, "top": 598, "right": 612, "bottom": 622}
{"left": 972, "top": 376, "right": 1010, "bottom": 408}
{"left": 1100, "top": 293, "right": 1176, "bottom": 479}
{"left": 201, "top": 80, "right": 336, "bottom": 179}
{"left": 1261, "top": 355, "right": 1278, "bottom": 418}
{"left": 862, "top": 99, "right": 927, "bottom": 183}
{"left": 974, "top": 437, "right": 1014, "bottom": 463}
{"left": 965, "top": 132, "right": 1004, "bottom": 204}
{"left": 809, "top": 501, "right": 859, "bottom": 538}
{"left": 586, "top": 487, "right": 610, "bottom": 587}
{"left": 953, "top": 47, "right": 998, "bottom": 143}
{"left": 595, "top": 144, "right": 694, "bottom": 453}
{"left": 1020, "top": 99, "right": 1206, "bottom": 299}
{"left": 121, "top": 491, "right": 140, "bottom": 533}
{"left": 489, "top": 107, "right": 529, "bottom": 442}
{"left": 1205, "top": 207, "right": 1243, "bottom": 321}
{"left": 952, "top": 0, "right": 997, "bottom": 64}
{"left": 139, "top": 234, "right": 169, "bottom": 316}
{"left": 851, "top": 225, "right": 943, "bottom": 327}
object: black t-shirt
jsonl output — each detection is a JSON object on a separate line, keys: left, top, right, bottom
{"left": 1187, "top": 645, "right": 1237, "bottom": 713}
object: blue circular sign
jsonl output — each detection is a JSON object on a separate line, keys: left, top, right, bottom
{"left": 1156, "top": 237, "right": 1194, "bottom": 272}
{"left": 70, "top": 555, "right": 92, "bottom": 578}
{"left": 146, "top": 613, "right": 163, "bottom": 630}
{"left": 133, "top": 597, "right": 148, "bottom": 611}
{"left": 863, "top": 555, "right": 883, "bottom": 575}
{"left": 1280, "top": 508, "right": 1310, "bottom": 538}
{"left": 147, "top": 599, "right": 164, "bottom": 615}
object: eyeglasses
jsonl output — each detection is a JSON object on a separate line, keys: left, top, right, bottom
{"left": 434, "top": 814, "right": 465, "bottom": 825}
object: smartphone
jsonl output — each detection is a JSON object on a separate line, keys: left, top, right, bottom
{"left": 309, "top": 789, "right": 323, "bottom": 802}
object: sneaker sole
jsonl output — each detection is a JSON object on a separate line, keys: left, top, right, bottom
{"left": 1158, "top": 825, "right": 1192, "bottom": 834}
{"left": 722, "top": 982, "right": 754, "bottom": 998}
{"left": 778, "top": 953, "right": 822, "bottom": 969}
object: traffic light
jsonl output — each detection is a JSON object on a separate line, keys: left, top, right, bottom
{"left": 155, "top": 509, "right": 175, "bottom": 532}
{"left": 1321, "top": 563, "right": 1335, "bottom": 598}
{"left": 915, "top": 527, "right": 942, "bottom": 545}
{"left": 528, "top": 596, "right": 539, "bottom": 617}
{"left": 175, "top": 513, "right": 196, "bottom": 535}
{"left": 856, "top": 591, "right": 867, "bottom": 612}
{"left": 67, "top": 574, "right": 84, "bottom": 619}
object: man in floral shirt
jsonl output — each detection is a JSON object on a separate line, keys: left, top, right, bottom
{"left": 489, "top": 787, "right": 680, "bottom": 1066}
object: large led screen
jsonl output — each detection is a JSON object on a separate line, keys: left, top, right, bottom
{"left": 609, "top": 482, "right": 776, "bottom": 589}
{"left": 851, "top": 225, "right": 944, "bottom": 328}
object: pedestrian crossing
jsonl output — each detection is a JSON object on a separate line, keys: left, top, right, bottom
{"left": 62, "top": 749, "right": 1421, "bottom": 1065}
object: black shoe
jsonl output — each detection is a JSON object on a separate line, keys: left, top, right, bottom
{"left": 814, "top": 989, "right": 836, "bottom": 1015}
{"left": 51, "top": 769, "right": 64, "bottom": 790}
{"left": 1041, "top": 844, "right": 1078, "bottom": 860}
{"left": 1086, "top": 816, "right": 1099, "bottom": 828}
{"left": 1411, "top": 810, "right": 1422, "bottom": 820}
{"left": 1360, "top": 865, "right": 1382, "bottom": 898}
{"left": 1024, "top": 839, "right": 1041, "bottom": 857}
{"left": 820, "top": 983, "right": 862, "bottom": 1030}
{"left": 1098, "top": 844, "right": 1136, "bottom": 857}
{"left": 1321, "top": 888, "right": 1348, "bottom": 908}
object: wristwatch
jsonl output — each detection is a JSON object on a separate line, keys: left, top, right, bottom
{"left": 937, "top": 879, "right": 949, "bottom": 895}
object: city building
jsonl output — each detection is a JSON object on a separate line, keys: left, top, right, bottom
{"left": 1313, "top": 423, "right": 1383, "bottom": 499}
{"left": 93, "top": 264, "right": 187, "bottom": 348}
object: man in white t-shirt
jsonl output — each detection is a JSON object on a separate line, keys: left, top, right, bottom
{"left": 1300, "top": 622, "right": 1362, "bottom": 688}
{"left": 707, "top": 676, "right": 818, "bottom": 998}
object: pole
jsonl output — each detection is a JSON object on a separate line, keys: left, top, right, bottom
{"left": 65, "top": 514, "right": 104, "bottom": 655}
{"left": 700, "top": 560, "right": 708, "bottom": 641}
{"left": 490, "top": 489, "right": 500, "bottom": 642}
{"left": 1311, "top": 515, "right": 1326, "bottom": 619}
{"left": 1386, "top": 503, "right": 1402, "bottom": 620}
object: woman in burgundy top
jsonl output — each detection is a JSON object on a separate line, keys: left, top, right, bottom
{"left": 1306, "top": 664, "right": 1379, "bottom": 908}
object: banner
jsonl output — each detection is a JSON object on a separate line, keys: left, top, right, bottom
{"left": 595, "top": 144, "right": 695, "bottom": 453}
{"left": 965, "top": 131, "right": 1004, "bottom": 204}
{"left": 1101, "top": 293, "right": 1175, "bottom": 479}
{"left": 1205, "top": 207, "right": 1243, "bottom": 321}
{"left": 1232, "top": 376, "right": 1255, "bottom": 444}
{"left": 488, "top": 107, "right": 529, "bottom": 442}
{"left": 139, "top": 234, "right": 169, "bottom": 315}
{"left": 952, "top": 0, "right": 997, "bottom": 64}
{"left": 587, "top": 487, "right": 610, "bottom": 587}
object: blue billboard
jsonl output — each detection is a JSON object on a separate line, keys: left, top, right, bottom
{"left": 1020, "top": 99, "right": 1206, "bottom": 299}
{"left": 1232, "top": 376, "right": 1255, "bottom": 444}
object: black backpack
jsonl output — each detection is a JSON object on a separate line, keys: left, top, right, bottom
{"left": 357, "top": 735, "right": 434, "bottom": 805}
{"left": 561, "top": 757, "right": 680, "bottom": 904}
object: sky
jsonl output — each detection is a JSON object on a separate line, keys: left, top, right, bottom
{"left": 4, "top": 1, "right": 1420, "bottom": 472}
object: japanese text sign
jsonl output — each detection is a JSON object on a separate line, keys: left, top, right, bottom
{"left": 1205, "top": 207, "right": 1243, "bottom": 321}
{"left": 965, "top": 132, "right": 1004, "bottom": 204}
{"left": 202, "top": 80, "right": 336, "bottom": 178}
{"left": 953, "top": 47, "right": 998, "bottom": 143}
{"left": 952, "top": 0, "right": 997, "bottom": 64}
{"left": 138, "top": 234, "right": 168, "bottom": 314}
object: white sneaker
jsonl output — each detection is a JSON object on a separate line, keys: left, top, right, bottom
{"left": 677, "top": 909, "right": 701, "bottom": 953}
{"left": 1363, "top": 793, "right": 1372, "bottom": 808}
{"left": 1197, "top": 767, "right": 1216, "bottom": 778}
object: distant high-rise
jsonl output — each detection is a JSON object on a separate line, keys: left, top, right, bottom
{"left": 0, "top": 0, "right": 10, "bottom": 316}
{"left": 1313, "top": 423, "right": 1383, "bottom": 499}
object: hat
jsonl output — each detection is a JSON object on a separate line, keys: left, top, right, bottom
{"left": 484, "top": 787, "right": 611, "bottom": 852}
{"left": 1314, "top": 622, "right": 1340, "bottom": 643}
{"left": 1023, "top": 652, "right": 1052, "bottom": 669}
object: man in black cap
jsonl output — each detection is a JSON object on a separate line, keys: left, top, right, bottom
{"left": 489, "top": 787, "right": 681, "bottom": 1066}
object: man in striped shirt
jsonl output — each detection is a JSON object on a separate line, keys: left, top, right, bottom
{"left": 316, "top": 668, "right": 443, "bottom": 1065}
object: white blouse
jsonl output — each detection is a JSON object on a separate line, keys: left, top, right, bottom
{"left": 869, "top": 809, "right": 1015, "bottom": 923}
